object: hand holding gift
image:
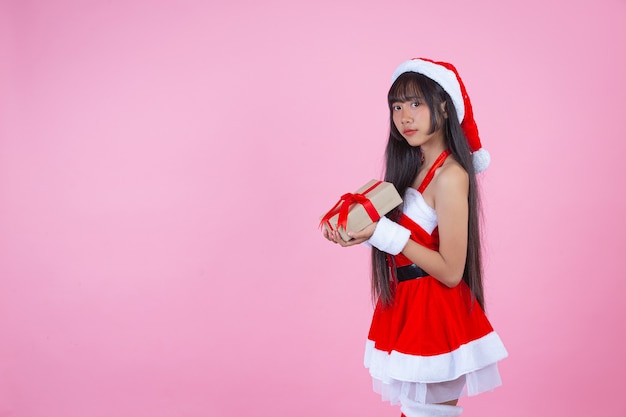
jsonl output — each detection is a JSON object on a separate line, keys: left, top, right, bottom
{"left": 323, "top": 221, "right": 378, "bottom": 246}
{"left": 320, "top": 180, "right": 403, "bottom": 243}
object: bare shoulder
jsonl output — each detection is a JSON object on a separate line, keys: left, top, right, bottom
{"left": 433, "top": 158, "right": 469, "bottom": 198}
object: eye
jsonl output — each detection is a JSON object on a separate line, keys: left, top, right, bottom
{"left": 411, "top": 101, "right": 421, "bottom": 108}
{"left": 392, "top": 105, "right": 402, "bottom": 111}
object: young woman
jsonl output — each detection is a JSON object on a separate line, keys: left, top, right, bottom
{"left": 323, "top": 58, "right": 508, "bottom": 417}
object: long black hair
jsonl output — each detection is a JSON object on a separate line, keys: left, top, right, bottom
{"left": 371, "top": 72, "right": 485, "bottom": 310}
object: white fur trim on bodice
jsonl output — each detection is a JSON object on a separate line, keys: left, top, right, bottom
{"left": 404, "top": 188, "right": 438, "bottom": 234}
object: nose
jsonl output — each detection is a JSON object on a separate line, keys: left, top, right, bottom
{"left": 401, "top": 107, "right": 412, "bottom": 124}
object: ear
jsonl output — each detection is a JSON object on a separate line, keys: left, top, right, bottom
{"left": 440, "top": 101, "right": 448, "bottom": 119}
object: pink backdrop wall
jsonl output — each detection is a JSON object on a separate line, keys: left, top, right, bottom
{"left": 1, "top": 0, "right": 625, "bottom": 416}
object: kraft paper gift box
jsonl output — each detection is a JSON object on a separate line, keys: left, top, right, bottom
{"left": 320, "top": 180, "right": 403, "bottom": 242}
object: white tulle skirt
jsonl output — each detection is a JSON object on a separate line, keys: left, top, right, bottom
{"left": 364, "top": 334, "right": 506, "bottom": 405}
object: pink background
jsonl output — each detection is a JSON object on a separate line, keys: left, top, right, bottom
{"left": 1, "top": 1, "right": 625, "bottom": 416}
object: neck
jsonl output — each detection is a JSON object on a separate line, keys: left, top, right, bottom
{"left": 420, "top": 143, "right": 447, "bottom": 168}
{"left": 419, "top": 128, "right": 447, "bottom": 167}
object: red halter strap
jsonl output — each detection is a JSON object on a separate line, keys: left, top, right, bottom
{"left": 417, "top": 150, "right": 451, "bottom": 193}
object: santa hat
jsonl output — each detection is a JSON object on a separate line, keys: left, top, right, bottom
{"left": 391, "top": 58, "right": 490, "bottom": 173}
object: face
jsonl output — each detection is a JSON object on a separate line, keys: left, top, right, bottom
{"left": 391, "top": 95, "right": 445, "bottom": 148}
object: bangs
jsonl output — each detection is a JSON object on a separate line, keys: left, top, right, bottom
{"left": 388, "top": 73, "right": 426, "bottom": 105}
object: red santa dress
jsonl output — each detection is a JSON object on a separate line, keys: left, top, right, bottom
{"left": 364, "top": 151, "right": 508, "bottom": 405}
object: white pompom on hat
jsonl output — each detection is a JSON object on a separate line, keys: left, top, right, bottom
{"left": 391, "top": 58, "right": 490, "bottom": 173}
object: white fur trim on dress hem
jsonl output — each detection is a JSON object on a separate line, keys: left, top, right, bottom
{"left": 365, "top": 331, "right": 507, "bottom": 383}
{"left": 364, "top": 331, "right": 507, "bottom": 403}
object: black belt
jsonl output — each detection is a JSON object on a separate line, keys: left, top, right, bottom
{"left": 395, "top": 264, "right": 429, "bottom": 282}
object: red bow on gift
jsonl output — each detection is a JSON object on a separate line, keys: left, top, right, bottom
{"left": 320, "top": 181, "right": 383, "bottom": 232}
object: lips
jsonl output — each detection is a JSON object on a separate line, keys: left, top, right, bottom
{"left": 403, "top": 129, "right": 417, "bottom": 135}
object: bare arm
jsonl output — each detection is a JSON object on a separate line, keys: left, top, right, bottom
{"left": 401, "top": 163, "right": 469, "bottom": 287}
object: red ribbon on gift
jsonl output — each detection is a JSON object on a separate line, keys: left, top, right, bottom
{"left": 320, "top": 180, "right": 383, "bottom": 232}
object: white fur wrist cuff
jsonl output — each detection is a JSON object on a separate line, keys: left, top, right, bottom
{"left": 367, "top": 216, "right": 411, "bottom": 255}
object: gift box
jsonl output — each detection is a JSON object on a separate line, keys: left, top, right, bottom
{"left": 320, "top": 180, "right": 403, "bottom": 242}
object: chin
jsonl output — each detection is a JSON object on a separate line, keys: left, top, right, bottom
{"left": 405, "top": 140, "right": 423, "bottom": 148}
